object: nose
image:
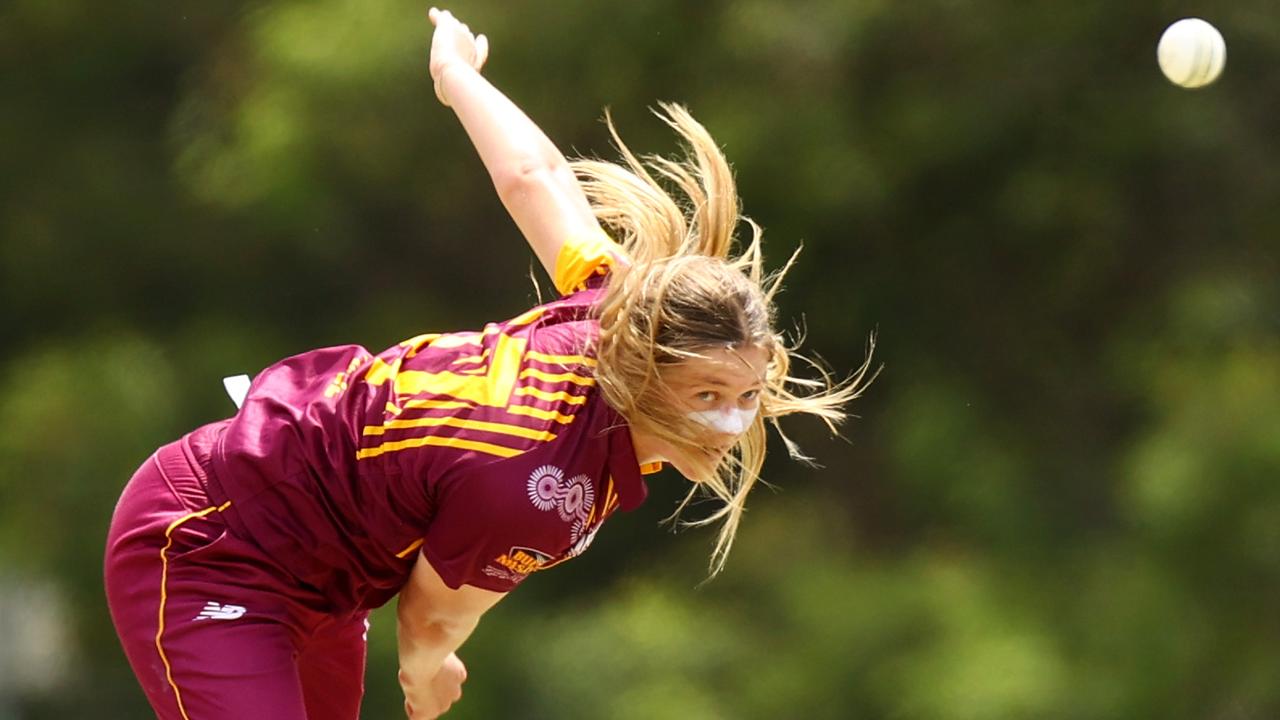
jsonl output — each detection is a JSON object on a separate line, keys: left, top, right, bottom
{"left": 688, "top": 405, "right": 757, "bottom": 436}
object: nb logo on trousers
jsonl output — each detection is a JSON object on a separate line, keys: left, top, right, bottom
{"left": 194, "top": 602, "right": 246, "bottom": 621}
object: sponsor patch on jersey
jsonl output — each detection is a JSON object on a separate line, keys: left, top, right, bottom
{"left": 486, "top": 543, "right": 552, "bottom": 576}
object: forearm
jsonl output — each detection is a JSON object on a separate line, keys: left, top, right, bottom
{"left": 427, "top": 8, "right": 598, "bottom": 277}
{"left": 396, "top": 596, "right": 478, "bottom": 680}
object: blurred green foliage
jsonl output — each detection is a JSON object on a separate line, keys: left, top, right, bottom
{"left": 2, "top": 0, "right": 1278, "bottom": 718}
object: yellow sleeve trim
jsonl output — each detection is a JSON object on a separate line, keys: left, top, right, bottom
{"left": 395, "top": 538, "right": 425, "bottom": 559}
{"left": 553, "top": 229, "right": 627, "bottom": 295}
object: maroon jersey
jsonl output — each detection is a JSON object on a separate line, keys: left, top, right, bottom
{"left": 195, "top": 232, "right": 654, "bottom": 611}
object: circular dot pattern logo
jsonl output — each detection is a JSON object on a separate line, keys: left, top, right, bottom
{"left": 559, "top": 475, "right": 593, "bottom": 522}
{"left": 527, "top": 465, "right": 563, "bottom": 511}
{"left": 526, "top": 466, "right": 597, "bottom": 541}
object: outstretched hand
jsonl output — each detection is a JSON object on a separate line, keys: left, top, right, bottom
{"left": 428, "top": 7, "right": 489, "bottom": 106}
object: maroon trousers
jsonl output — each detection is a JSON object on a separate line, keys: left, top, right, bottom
{"left": 104, "top": 438, "right": 369, "bottom": 720}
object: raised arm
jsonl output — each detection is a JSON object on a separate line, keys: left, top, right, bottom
{"left": 428, "top": 8, "right": 601, "bottom": 278}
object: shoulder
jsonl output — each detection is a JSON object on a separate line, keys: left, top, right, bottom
{"left": 526, "top": 314, "right": 597, "bottom": 356}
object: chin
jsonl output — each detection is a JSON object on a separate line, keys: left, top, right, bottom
{"left": 667, "top": 452, "right": 722, "bottom": 483}
{"left": 664, "top": 459, "right": 696, "bottom": 481}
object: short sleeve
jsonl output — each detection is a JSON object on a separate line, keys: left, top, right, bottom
{"left": 553, "top": 229, "right": 628, "bottom": 295}
{"left": 419, "top": 490, "right": 519, "bottom": 592}
{"left": 418, "top": 467, "right": 553, "bottom": 593}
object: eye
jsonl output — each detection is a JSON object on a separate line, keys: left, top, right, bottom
{"left": 695, "top": 391, "right": 719, "bottom": 404}
{"left": 740, "top": 389, "right": 760, "bottom": 403}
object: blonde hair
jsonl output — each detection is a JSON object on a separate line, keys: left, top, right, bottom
{"left": 572, "top": 104, "right": 876, "bottom": 575}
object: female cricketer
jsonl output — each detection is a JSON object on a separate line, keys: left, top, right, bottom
{"left": 104, "top": 7, "right": 872, "bottom": 719}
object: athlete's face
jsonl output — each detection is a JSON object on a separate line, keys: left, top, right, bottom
{"left": 635, "top": 344, "right": 769, "bottom": 478}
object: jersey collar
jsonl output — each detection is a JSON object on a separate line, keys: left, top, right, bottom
{"left": 608, "top": 416, "right": 650, "bottom": 512}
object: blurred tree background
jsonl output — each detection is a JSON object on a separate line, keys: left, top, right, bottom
{"left": 2, "top": 0, "right": 1278, "bottom": 718}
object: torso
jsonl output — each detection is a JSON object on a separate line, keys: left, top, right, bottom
{"left": 201, "top": 285, "right": 649, "bottom": 612}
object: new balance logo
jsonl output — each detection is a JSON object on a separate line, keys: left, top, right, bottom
{"left": 194, "top": 602, "right": 246, "bottom": 621}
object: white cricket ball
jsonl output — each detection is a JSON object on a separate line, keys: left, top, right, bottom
{"left": 1157, "top": 18, "right": 1226, "bottom": 89}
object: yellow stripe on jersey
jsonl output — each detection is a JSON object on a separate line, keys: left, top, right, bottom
{"left": 518, "top": 367, "right": 595, "bottom": 386}
{"left": 363, "top": 415, "right": 557, "bottom": 442}
{"left": 427, "top": 325, "right": 502, "bottom": 349}
{"left": 601, "top": 477, "right": 618, "bottom": 517}
{"left": 402, "top": 398, "right": 474, "bottom": 412}
{"left": 585, "top": 483, "right": 604, "bottom": 526}
{"left": 526, "top": 350, "right": 598, "bottom": 368}
{"left": 400, "top": 333, "right": 441, "bottom": 358}
{"left": 392, "top": 333, "right": 527, "bottom": 407}
{"left": 506, "top": 404, "right": 577, "bottom": 424}
{"left": 357, "top": 434, "right": 525, "bottom": 460}
{"left": 364, "top": 356, "right": 405, "bottom": 387}
{"left": 514, "top": 385, "right": 588, "bottom": 405}
{"left": 506, "top": 306, "right": 548, "bottom": 329}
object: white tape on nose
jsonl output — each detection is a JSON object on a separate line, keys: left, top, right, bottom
{"left": 688, "top": 406, "right": 758, "bottom": 435}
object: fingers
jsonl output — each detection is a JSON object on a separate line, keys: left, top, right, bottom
{"left": 429, "top": 7, "right": 459, "bottom": 30}
{"left": 429, "top": 7, "right": 461, "bottom": 35}
{"left": 427, "top": 5, "right": 487, "bottom": 103}
{"left": 428, "top": 7, "right": 484, "bottom": 63}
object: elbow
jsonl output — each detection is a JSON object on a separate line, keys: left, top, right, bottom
{"left": 397, "top": 599, "right": 476, "bottom": 639}
{"left": 400, "top": 616, "right": 471, "bottom": 646}
{"left": 492, "top": 156, "right": 572, "bottom": 203}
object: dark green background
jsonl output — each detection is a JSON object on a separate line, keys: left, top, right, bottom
{"left": 2, "top": 1, "right": 1277, "bottom": 718}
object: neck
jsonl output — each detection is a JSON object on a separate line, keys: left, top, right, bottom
{"left": 629, "top": 426, "right": 666, "bottom": 465}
